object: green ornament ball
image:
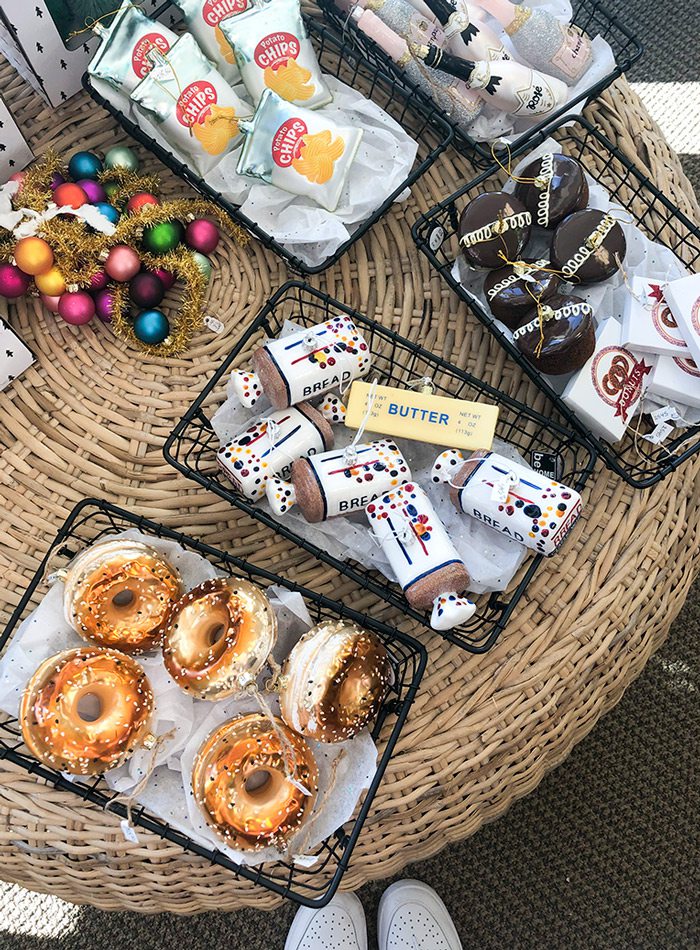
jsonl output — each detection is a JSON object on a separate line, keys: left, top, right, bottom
{"left": 104, "top": 181, "right": 121, "bottom": 200}
{"left": 142, "top": 220, "right": 184, "bottom": 254}
{"left": 104, "top": 146, "right": 140, "bottom": 173}
{"left": 192, "top": 251, "right": 212, "bottom": 283}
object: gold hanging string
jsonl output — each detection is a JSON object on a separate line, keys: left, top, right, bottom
{"left": 105, "top": 727, "right": 177, "bottom": 830}
{"left": 489, "top": 141, "right": 543, "bottom": 186}
{"left": 67, "top": 4, "right": 135, "bottom": 39}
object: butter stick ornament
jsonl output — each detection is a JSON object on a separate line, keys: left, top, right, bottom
{"left": 431, "top": 449, "right": 582, "bottom": 556}
{"left": 366, "top": 482, "right": 476, "bottom": 631}
{"left": 217, "top": 403, "right": 334, "bottom": 500}
{"left": 345, "top": 381, "right": 499, "bottom": 450}
{"left": 266, "top": 439, "right": 412, "bottom": 520}
{"left": 230, "top": 315, "right": 372, "bottom": 410}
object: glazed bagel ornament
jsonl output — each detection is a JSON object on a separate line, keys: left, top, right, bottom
{"left": 230, "top": 315, "right": 372, "bottom": 410}
{"left": 431, "top": 449, "right": 582, "bottom": 556}
{"left": 162, "top": 578, "right": 277, "bottom": 699}
{"left": 266, "top": 439, "right": 412, "bottom": 521}
{"left": 191, "top": 713, "right": 318, "bottom": 851}
{"left": 21, "top": 647, "right": 154, "bottom": 775}
{"left": 217, "top": 403, "right": 334, "bottom": 500}
{"left": 365, "top": 482, "right": 476, "bottom": 630}
{"left": 279, "top": 621, "right": 394, "bottom": 743}
{"left": 62, "top": 539, "right": 182, "bottom": 653}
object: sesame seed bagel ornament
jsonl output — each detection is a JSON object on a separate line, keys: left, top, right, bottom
{"left": 279, "top": 621, "right": 394, "bottom": 743}
{"left": 62, "top": 539, "right": 182, "bottom": 654}
{"left": 21, "top": 646, "right": 155, "bottom": 775}
{"left": 192, "top": 713, "right": 318, "bottom": 852}
{"left": 162, "top": 578, "right": 277, "bottom": 699}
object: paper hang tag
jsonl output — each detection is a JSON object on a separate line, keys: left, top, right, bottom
{"left": 650, "top": 404, "right": 681, "bottom": 425}
{"left": 344, "top": 381, "right": 499, "bottom": 451}
{"left": 120, "top": 820, "right": 140, "bottom": 844}
{"left": 203, "top": 315, "right": 224, "bottom": 334}
{"left": 490, "top": 472, "right": 516, "bottom": 503}
{"left": 643, "top": 421, "right": 674, "bottom": 445}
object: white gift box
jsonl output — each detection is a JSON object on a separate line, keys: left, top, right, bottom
{"left": 0, "top": 93, "right": 33, "bottom": 183}
{"left": 620, "top": 275, "right": 690, "bottom": 358}
{"left": 0, "top": 314, "right": 34, "bottom": 391}
{"left": 663, "top": 273, "right": 700, "bottom": 369}
{"left": 649, "top": 355, "right": 700, "bottom": 410}
{"left": 562, "top": 318, "right": 654, "bottom": 443}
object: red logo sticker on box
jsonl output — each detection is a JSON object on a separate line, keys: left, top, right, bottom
{"left": 691, "top": 296, "right": 700, "bottom": 336}
{"left": 673, "top": 355, "right": 700, "bottom": 378}
{"left": 592, "top": 345, "right": 652, "bottom": 421}
{"left": 202, "top": 0, "right": 248, "bottom": 26}
{"left": 272, "top": 118, "right": 307, "bottom": 167}
{"left": 132, "top": 33, "right": 171, "bottom": 80}
{"left": 176, "top": 81, "right": 217, "bottom": 127}
{"left": 648, "top": 282, "right": 685, "bottom": 347}
{"left": 254, "top": 32, "right": 301, "bottom": 70}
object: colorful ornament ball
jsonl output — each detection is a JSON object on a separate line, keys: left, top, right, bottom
{"left": 68, "top": 151, "right": 103, "bottom": 181}
{"left": 50, "top": 172, "right": 65, "bottom": 191}
{"left": 192, "top": 251, "right": 212, "bottom": 283}
{"left": 104, "top": 146, "right": 139, "bottom": 173}
{"left": 130, "top": 272, "right": 164, "bottom": 309}
{"left": 8, "top": 172, "right": 26, "bottom": 191}
{"left": 104, "top": 245, "right": 141, "bottom": 282}
{"left": 77, "top": 179, "right": 107, "bottom": 204}
{"left": 185, "top": 219, "right": 220, "bottom": 255}
{"left": 94, "top": 289, "right": 115, "bottom": 323}
{"left": 14, "top": 237, "right": 54, "bottom": 276}
{"left": 58, "top": 291, "right": 95, "bottom": 326}
{"left": 53, "top": 182, "right": 88, "bottom": 210}
{"left": 0, "top": 263, "right": 31, "bottom": 298}
{"left": 134, "top": 308, "right": 169, "bottom": 345}
{"left": 40, "top": 293, "right": 62, "bottom": 313}
{"left": 89, "top": 270, "right": 109, "bottom": 291}
{"left": 142, "top": 220, "right": 183, "bottom": 254}
{"left": 151, "top": 267, "right": 175, "bottom": 290}
{"left": 127, "top": 192, "right": 159, "bottom": 214}
{"left": 35, "top": 265, "right": 66, "bottom": 297}
{"left": 104, "top": 182, "right": 121, "bottom": 201}
{"left": 94, "top": 202, "right": 120, "bottom": 225}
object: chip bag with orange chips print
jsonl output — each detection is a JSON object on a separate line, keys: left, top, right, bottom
{"left": 173, "top": 0, "right": 249, "bottom": 85}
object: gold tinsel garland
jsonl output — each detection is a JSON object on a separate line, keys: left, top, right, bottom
{"left": 98, "top": 167, "right": 162, "bottom": 208}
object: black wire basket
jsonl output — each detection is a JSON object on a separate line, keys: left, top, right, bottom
{"left": 82, "top": 14, "right": 453, "bottom": 275}
{"left": 412, "top": 115, "right": 700, "bottom": 488}
{"left": 164, "top": 280, "right": 596, "bottom": 654}
{"left": 320, "top": 0, "right": 643, "bottom": 168}
{"left": 0, "top": 498, "right": 427, "bottom": 908}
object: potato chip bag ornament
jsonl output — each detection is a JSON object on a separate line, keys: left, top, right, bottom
{"left": 131, "top": 33, "right": 249, "bottom": 176}
{"left": 173, "top": 0, "right": 250, "bottom": 85}
{"left": 89, "top": 0, "right": 178, "bottom": 95}
{"left": 220, "top": 0, "right": 332, "bottom": 108}
{"left": 237, "top": 90, "right": 362, "bottom": 211}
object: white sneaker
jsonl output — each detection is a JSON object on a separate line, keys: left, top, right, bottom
{"left": 285, "top": 892, "right": 368, "bottom": 950}
{"left": 378, "top": 880, "right": 463, "bottom": 950}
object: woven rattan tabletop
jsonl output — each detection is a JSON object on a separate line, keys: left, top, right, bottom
{"left": 0, "top": 47, "right": 699, "bottom": 913}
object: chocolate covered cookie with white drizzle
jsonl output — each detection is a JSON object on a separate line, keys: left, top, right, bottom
{"left": 483, "top": 258, "right": 561, "bottom": 329}
{"left": 551, "top": 208, "right": 626, "bottom": 284}
{"left": 515, "top": 152, "right": 589, "bottom": 229}
{"left": 513, "top": 292, "right": 595, "bottom": 375}
{"left": 459, "top": 191, "right": 532, "bottom": 269}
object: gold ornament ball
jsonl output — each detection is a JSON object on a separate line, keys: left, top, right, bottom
{"left": 14, "top": 237, "right": 54, "bottom": 276}
{"left": 35, "top": 265, "right": 66, "bottom": 297}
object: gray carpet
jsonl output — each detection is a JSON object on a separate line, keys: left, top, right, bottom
{"left": 1, "top": 0, "right": 699, "bottom": 946}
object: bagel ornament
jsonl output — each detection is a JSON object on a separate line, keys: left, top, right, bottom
{"left": 162, "top": 578, "right": 277, "bottom": 699}
{"left": 62, "top": 539, "right": 182, "bottom": 654}
{"left": 365, "top": 481, "right": 476, "bottom": 630}
{"left": 230, "top": 315, "right": 372, "bottom": 411}
{"left": 21, "top": 647, "right": 155, "bottom": 775}
{"left": 266, "top": 439, "right": 411, "bottom": 521}
{"left": 431, "top": 449, "right": 582, "bottom": 556}
{"left": 279, "top": 621, "right": 394, "bottom": 743}
{"left": 191, "top": 712, "right": 318, "bottom": 851}
{"left": 217, "top": 403, "right": 334, "bottom": 501}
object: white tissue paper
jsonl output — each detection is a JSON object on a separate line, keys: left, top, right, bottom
{"left": 451, "top": 135, "right": 700, "bottom": 429}
{"left": 0, "top": 530, "right": 379, "bottom": 867}
{"left": 212, "top": 325, "right": 530, "bottom": 596}
{"left": 90, "top": 72, "right": 418, "bottom": 269}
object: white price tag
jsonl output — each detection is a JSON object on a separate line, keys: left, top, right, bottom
{"left": 490, "top": 473, "right": 515, "bottom": 503}
{"left": 651, "top": 405, "right": 680, "bottom": 425}
{"left": 203, "top": 315, "right": 224, "bottom": 334}
{"left": 643, "top": 421, "right": 674, "bottom": 445}
{"left": 120, "top": 820, "right": 140, "bottom": 844}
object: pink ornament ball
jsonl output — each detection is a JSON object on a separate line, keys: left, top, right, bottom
{"left": 0, "top": 262, "right": 31, "bottom": 298}
{"left": 58, "top": 291, "right": 95, "bottom": 325}
{"left": 89, "top": 270, "right": 108, "bottom": 291}
{"left": 185, "top": 219, "right": 220, "bottom": 255}
{"left": 94, "top": 288, "right": 115, "bottom": 323}
{"left": 8, "top": 171, "right": 26, "bottom": 192}
{"left": 150, "top": 267, "right": 176, "bottom": 290}
{"left": 105, "top": 245, "right": 141, "bottom": 282}
{"left": 77, "top": 179, "right": 107, "bottom": 204}
{"left": 40, "top": 293, "right": 62, "bottom": 313}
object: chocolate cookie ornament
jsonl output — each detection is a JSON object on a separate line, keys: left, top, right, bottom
{"left": 513, "top": 293, "right": 596, "bottom": 375}
{"left": 515, "top": 152, "right": 589, "bottom": 229}
{"left": 483, "top": 258, "right": 561, "bottom": 329}
{"left": 458, "top": 191, "right": 532, "bottom": 269}
{"left": 551, "top": 208, "right": 626, "bottom": 284}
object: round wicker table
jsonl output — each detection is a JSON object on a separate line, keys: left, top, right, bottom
{"left": 0, "top": 51, "right": 699, "bottom": 913}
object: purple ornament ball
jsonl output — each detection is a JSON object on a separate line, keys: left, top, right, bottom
{"left": 50, "top": 172, "right": 66, "bottom": 191}
{"left": 58, "top": 291, "right": 95, "bottom": 325}
{"left": 40, "top": 293, "right": 62, "bottom": 313}
{"left": 129, "top": 271, "right": 164, "bottom": 309}
{"left": 150, "top": 267, "right": 176, "bottom": 290}
{"left": 89, "top": 269, "right": 108, "bottom": 291}
{"left": 0, "top": 263, "right": 31, "bottom": 298}
{"left": 104, "top": 245, "right": 141, "bottom": 282}
{"left": 77, "top": 179, "right": 107, "bottom": 204}
{"left": 185, "top": 219, "right": 220, "bottom": 255}
{"left": 94, "top": 289, "right": 115, "bottom": 323}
